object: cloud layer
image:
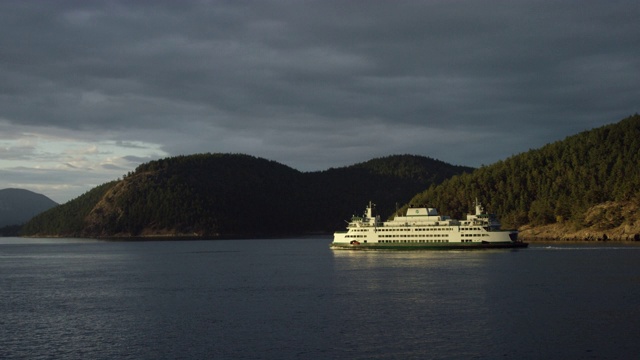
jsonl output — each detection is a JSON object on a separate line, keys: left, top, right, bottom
{"left": 1, "top": 0, "right": 638, "bottom": 202}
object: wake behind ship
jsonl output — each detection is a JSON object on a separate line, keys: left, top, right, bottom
{"left": 331, "top": 201, "right": 527, "bottom": 250}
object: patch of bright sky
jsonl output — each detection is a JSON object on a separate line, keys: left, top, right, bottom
{"left": 0, "top": 131, "right": 167, "bottom": 202}
{"left": 0, "top": 135, "right": 165, "bottom": 170}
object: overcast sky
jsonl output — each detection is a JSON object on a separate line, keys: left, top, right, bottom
{"left": 1, "top": 0, "right": 638, "bottom": 203}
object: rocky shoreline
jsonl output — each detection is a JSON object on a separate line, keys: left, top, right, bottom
{"left": 519, "top": 224, "right": 640, "bottom": 242}
{"left": 519, "top": 200, "right": 640, "bottom": 242}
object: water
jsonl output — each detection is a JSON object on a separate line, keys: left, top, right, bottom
{"left": 1, "top": 238, "right": 639, "bottom": 359}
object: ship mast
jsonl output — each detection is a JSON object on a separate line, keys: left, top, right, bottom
{"left": 367, "top": 201, "right": 375, "bottom": 219}
{"left": 474, "top": 198, "right": 485, "bottom": 215}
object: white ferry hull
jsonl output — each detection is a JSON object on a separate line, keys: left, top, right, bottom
{"left": 330, "top": 237, "right": 527, "bottom": 250}
{"left": 331, "top": 231, "right": 525, "bottom": 250}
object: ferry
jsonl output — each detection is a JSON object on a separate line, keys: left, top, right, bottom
{"left": 331, "top": 201, "right": 527, "bottom": 250}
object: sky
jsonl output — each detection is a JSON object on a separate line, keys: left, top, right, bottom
{"left": 1, "top": 0, "right": 639, "bottom": 203}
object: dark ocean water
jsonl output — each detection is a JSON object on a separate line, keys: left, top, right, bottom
{"left": 1, "top": 237, "right": 639, "bottom": 359}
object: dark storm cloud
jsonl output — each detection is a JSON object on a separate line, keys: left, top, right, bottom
{"left": 0, "top": 0, "right": 638, "bottom": 174}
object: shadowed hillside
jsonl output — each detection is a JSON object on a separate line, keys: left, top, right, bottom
{"left": 22, "top": 154, "right": 472, "bottom": 238}
{"left": 405, "top": 114, "right": 640, "bottom": 241}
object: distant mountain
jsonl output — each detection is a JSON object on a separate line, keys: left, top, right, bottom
{"left": 0, "top": 188, "right": 58, "bottom": 227}
{"left": 406, "top": 114, "right": 640, "bottom": 241}
{"left": 21, "top": 154, "right": 472, "bottom": 238}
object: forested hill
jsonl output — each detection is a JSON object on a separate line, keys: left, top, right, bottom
{"left": 406, "top": 114, "right": 640, "bottom": 241}
{"left": 21, "top": 154, "right": 472, "bottom": 238}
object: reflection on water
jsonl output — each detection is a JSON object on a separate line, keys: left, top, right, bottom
{"left": 0, "top": 237, "right": 100, "bottom": 245}
{"left": 328, "top": 249, "right": 501, "bottom": 358}
{"left": 331, "top": 248, "right": 495, "bottom": 267}
{"left": 331, "top": 249, "right": 490, "bottom": 292}
{"left": 327, "top": 245, "right": 640, "bottom": 358}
